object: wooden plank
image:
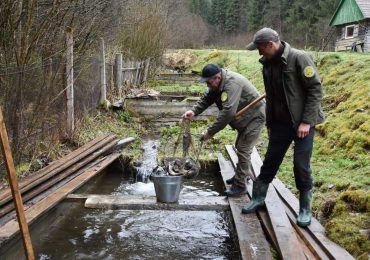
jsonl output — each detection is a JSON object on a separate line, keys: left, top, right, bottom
{"left": 283, "top": 202, "right": 329, "bottom": 260}
{"left": 84, "top": 194, "right": 229, "bottom": 211}
{"left": 225, "top": 145, "right": 280, "bottom": 252}
{"left": 264, "top": 186, "right": 306, "bottom": 259}
{"left": 218, "top": 153, "right": 272, "bottom": 260}
{"left": 0, "top": 108, "right": 35, "bottom": 259}
{"left": 226, "top": 145, "right": 306, "bottom": 260}
{"left": 0, "top": 135, "right": 116, "bottom": 207}
{"left": 272, "top": 179, "right": 354, "bottom": 260}
{"left": 0, "top": 153, "right": 120, "bottom": 245}
{"left": 251, "top": 148, "right": 354, "bottom": 260}
{"left": 0, "top": 135, "right": 108, "bottom": 203}
{"left": 0, "top": 138, "right": 118, "bottom": 218}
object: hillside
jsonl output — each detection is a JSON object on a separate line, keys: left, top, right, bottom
{"left": 159, "top": 49, "right": 370, "bottom": 258}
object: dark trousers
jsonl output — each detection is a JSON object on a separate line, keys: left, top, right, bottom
{"left": 258, "top": 123, "right": 314, "bottom": 191}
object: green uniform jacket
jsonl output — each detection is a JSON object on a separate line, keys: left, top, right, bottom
{"left": 260, "top": 42, "right": 325, "bottom": 129}
{"left": 192, "top": 69, "right": 266, "bottom": 136}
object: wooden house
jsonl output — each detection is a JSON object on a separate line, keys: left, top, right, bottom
{"left": 329, "top": 0, "right": 370, "bottom": 52}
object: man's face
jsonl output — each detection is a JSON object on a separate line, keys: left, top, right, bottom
{"left": 256, "top": 41, "right": 277, "bottom": 59}
{"left": 206, "top": 74, "right": 221, "bottom": 91}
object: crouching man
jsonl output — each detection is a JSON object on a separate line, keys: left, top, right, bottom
{"left": 182, "top": 64, "right": 265, "bottom": 197}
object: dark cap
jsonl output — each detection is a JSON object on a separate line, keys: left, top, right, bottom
{"left": 199, "top": 64, "right": 221, "bottom": 83}
{"left": 246, "top": 27, "right": 280, "bottom": 50}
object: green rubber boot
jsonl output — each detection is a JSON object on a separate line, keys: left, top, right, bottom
{"left": 241, "top": 179, "right": 269, "bottom": 214}
{"left": 297, "top": 190, "right": 312, "bottom": 227}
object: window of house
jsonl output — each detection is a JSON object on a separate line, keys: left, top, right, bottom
{"left": 345, "top": 25, "right": 355, "bottom": 39}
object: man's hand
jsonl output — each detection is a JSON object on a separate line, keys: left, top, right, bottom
{"left": 200, "top": 130, "right": 212, "bottom": 141}
{"left": 297, "top": 123, "right": 310, "bottom": 138}
{"left": 182, "top": 110, "right": 195, "bottom": 119}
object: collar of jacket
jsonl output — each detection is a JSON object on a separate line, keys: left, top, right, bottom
{"left": 218, "top": 69, "right": 227, "bottom": 92}
{"left": 259, "top": 41, "right": 290, "bottom": 66}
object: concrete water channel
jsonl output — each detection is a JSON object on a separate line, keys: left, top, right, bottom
{"left": 0, "top": 138, "right": 243, "bottom": 259}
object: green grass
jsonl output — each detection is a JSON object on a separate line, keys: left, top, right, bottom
{"left": 75, "top": 110, "right": 144, "bottom": 158}
{"left": 157, "top": 49, "right": 370, "bottom": 257}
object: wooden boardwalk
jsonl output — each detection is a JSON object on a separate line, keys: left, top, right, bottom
{"left": 224, "top": 145, "right": 354, "bottom": 260}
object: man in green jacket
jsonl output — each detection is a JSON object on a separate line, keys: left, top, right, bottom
{"left": 242, "top": 28, "right": 325, "bottom": 227}
{"left": 182, "top": 64, "right": 265, "bottom": 197}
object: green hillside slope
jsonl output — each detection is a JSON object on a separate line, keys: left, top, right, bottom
{"left": 164, "top": 49, "right": 370, "bottom": 258}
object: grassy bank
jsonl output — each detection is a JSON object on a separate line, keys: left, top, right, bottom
{"left": 154, "top": 49, "right": 370, "bottom": 258}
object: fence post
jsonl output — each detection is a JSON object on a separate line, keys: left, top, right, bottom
{"left": 134, "top": 61, "right": 140, "bottom": 86}
{"left": 100, "top": 38, "right": 107, "bottom": 103}
{"left": 143, "top": 58, "right": 150, "bottom": 85}
{"left": 66, "top": 28, "right": 74, "bottom": 138}
{"left": 137, "top": 61, "right": 143, "bottom": 86}
{"left": 115, "top": 53, "right": 123, "bottom": 98}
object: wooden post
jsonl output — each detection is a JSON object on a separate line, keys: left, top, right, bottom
{"left": 0, "top": 108, "right": 35, "bottom": 260}
{"left": 143, "top": 58, "right": 150, "bottom": 85}
{"left": 127, "top": 60, "right": 132, "bottom": 85}
{"left": 66, "top": 28, "right": 74, "bottom": 137}
{"left": 115, "top": 54, "right": 123, "bottom": 98}
{"left": 134, "top": 61, "right": 140, "bottom": 86}
{"left": 137, "top": 61, "right": 143, "bottom": 86}
{"left": 100, "top": 38, "right": 107, "bottom": 103}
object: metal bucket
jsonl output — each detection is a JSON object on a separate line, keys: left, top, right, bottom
{"left": 152, "top": 175, "right": 183, "bottom": 203}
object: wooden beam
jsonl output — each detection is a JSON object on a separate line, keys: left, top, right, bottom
{"left": 226, "top": 145, "right": 306, "bottom": 260}
{"left": 0, "top": 135, "right": 116, "bottom": 207}
{"left": 272, "top": 178, "right": 354, "bottom": 260}
{"left": 251, "top": 148, "right": 354, "bottom": 260}
{"left": 0, "top": 108, "right": 34, "bottom": 260}
{"left": 0, "top": 138, "right": 118, "bottom": 218}
{"left": 218, "top": 153, "right": 272, "bottom": 260}
{"left": 0, "top": 153, "right": 120, "bottom": 245}
{"left": 84, "top": 194, "right": 229, "bottom": 211}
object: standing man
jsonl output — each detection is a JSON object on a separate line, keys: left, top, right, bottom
{"left": 182, "top": 64, "right": 265, "bottom": 197}
{"left": 242, "top": 28, "right": 325, "bottom": 227}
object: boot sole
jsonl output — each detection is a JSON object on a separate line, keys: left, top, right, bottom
{"left": 225, "top": 190, "right": 247, "bottom": 197}
{"left": 297, "top": 220, "right": 311, "bottom": 227}
{"left": 241, "top": 204, "right": 263, "bottom": 214}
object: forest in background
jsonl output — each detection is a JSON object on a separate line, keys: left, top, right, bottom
{"left": 185, "top": 0, "right": 341, "bottom": 49}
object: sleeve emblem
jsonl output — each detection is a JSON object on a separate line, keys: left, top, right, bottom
{"left": 221, "top": 91, "right": 228, "bottom": 102}
{"left": 303, "top": 66, "right": 315, "bottom": 78}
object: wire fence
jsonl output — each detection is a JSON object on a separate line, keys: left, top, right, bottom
{"left": 0, "top": 53, "right": 103, "bottom": 174}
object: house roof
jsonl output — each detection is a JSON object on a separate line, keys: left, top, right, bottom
{"left": 330, "top": 0, "right": 370, "bottom": 26}
{"left": 357, "top": 0, "right": 370, "bottom": 17}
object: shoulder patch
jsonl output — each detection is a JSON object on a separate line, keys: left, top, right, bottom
{"left": 221, "top": 91, "right": 228, "bottom": 102}
{"left": 303, "top": 66, "right": 315, "bottom": 78}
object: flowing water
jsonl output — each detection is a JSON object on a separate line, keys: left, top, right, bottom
{"left": 134, "top": 140, "right": 160, "bottom": 183}
{"left": 0, "top": 140, "right": 241, "bottom": 259}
